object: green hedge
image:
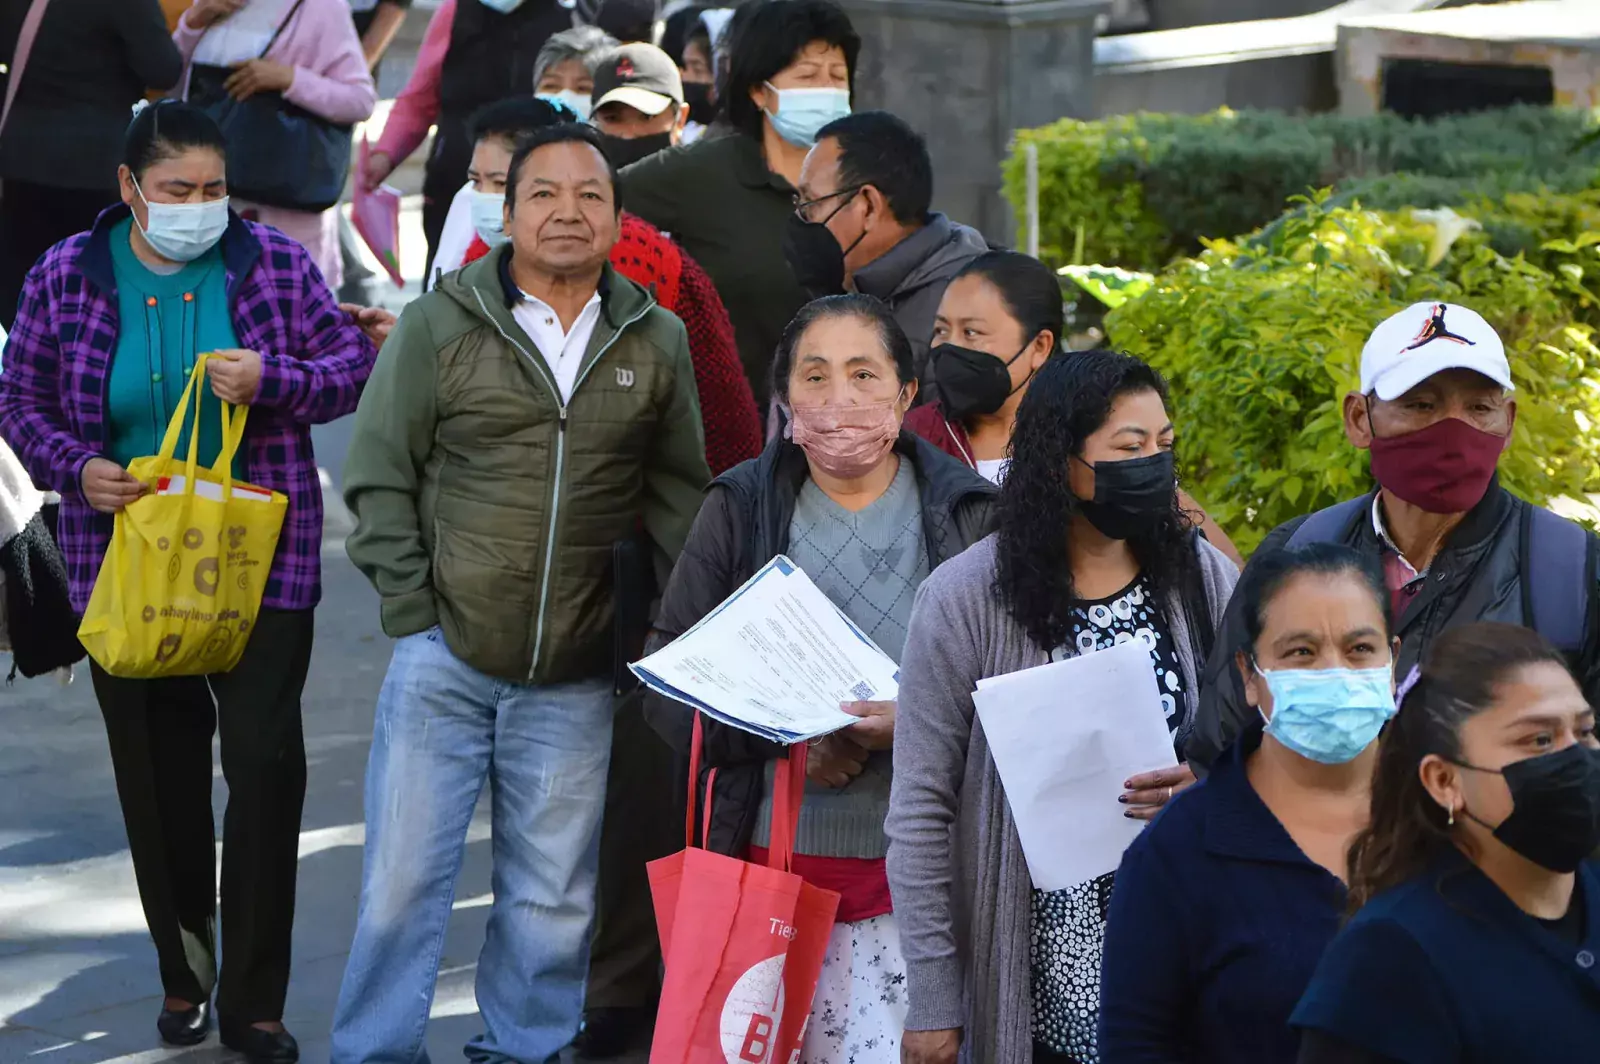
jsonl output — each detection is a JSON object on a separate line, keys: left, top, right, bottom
{"left": 1003, "top": 106, "right": 1600, "bottom": 273}
{"left": 1103, "top": 192, "right": 1600, "bottom": 553}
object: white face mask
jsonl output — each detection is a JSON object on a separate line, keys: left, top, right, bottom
{"left": 538, "top": 90, "right": 592, "bottom": 122}
{"left": 479, "top": 0, "right": 528, "bottom": 12}
{"left": 763, "top": 84, "right": 851, "bottom": 148}
{"left": 470, "top": 190, "right": 509, "bottom": 247}
{"left": 133, "top": 176, "right": 229, "bottom": 263}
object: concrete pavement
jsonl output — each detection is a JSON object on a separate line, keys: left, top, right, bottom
{"left": 0, "top": 550, "right": 649, "bottom": 1063}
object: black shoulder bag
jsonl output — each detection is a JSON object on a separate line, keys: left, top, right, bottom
{"left": 185, "top": 0, "right": 353, "bottom": 213}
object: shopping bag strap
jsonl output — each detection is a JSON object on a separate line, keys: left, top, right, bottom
{"left": 156, "top": 356, "right": 250, "bottom": 498}
{"left": 0, "top": 0, "right": 50, "bottom": 143}
{"left": 765, "top": 742, "right": 807, "bottom": 873}
{"left": 685, "top": 712, "right": 704, "bottom": 849}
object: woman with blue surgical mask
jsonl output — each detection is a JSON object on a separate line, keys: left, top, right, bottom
{"left": 620, "top": 0, "right": 858, "bottom": 412}
{"left": 1099, "top": 543, "right": 1397, "bottom": 1064}
{"left": 0, "top": 100, "right": 376, "bottom": 1064}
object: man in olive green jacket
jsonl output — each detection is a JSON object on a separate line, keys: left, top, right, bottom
{"left": 332, "top": 124, "right": 709, "bottom": 1064}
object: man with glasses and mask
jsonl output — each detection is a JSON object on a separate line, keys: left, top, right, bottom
{"left": 1185, "top": 302, "right": 1600, "bottom": 772}
{"left": 785, "top": 109, "right": 988, "bottom": 387}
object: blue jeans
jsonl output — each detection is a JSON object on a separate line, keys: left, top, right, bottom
{"left": 330, "top": 628, "right": 615, "bottom": 1064}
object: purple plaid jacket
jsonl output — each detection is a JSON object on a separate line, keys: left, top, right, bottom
{"left": 0, "top": 206, "right": 377, "bottom": 613}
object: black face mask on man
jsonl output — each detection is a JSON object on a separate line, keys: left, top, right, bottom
{"left": 1073, "top": 451, "right": 1175, "bottom": 541}
{"left": 931, "top": 340, "right": 1035, "bottom": 421}
{"left": 782, "top": 187, "right": 864, "bottom": 298}
{"left": 598, "top": 131, "right": 673, "bottom": 170}
{"left": 1454, "top": 744, "right": 1600, "bottom": 873}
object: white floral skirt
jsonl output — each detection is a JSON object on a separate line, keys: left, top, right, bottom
{"left": 800, "top": 912, "right": 908, "bottom": 1064}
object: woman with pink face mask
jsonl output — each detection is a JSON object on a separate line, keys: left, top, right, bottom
{"left": 642, "top": 294, "right": 996, "bottom": 1062}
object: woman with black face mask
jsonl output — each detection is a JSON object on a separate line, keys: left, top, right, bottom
{"left": 888, "top": 350, "right": 1240, "bottom": 1064}
{"left": 1292, "top": 623, "right": 1600, "bottom": 1064}
{"left": 904, "top": 250, "right": 1242, "bottom": 565}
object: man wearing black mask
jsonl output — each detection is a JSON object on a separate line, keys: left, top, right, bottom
{"left": 589, "top": 42, "right": 688, "bottom": 170}
{"left": 785, "top": 110, "right": 988, "bottom": 386}
{"left": 1185, "top": 302, "right": 1600, "bottom": 772}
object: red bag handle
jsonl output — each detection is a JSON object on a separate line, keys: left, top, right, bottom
{"left": 682, "top": 715, "right": 807, "bottom": 874}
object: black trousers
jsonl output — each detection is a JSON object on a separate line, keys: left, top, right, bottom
{"left": 91, "top": 608, "right": 315, "bottom": 1024}
{"left": 0, "top": 180, "right": 117, "bottom": 330}
{"left": 586, "top": 690, "right": 681, "bottom": 1010}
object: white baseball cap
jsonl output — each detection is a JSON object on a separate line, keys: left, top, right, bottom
{"left": 1360, "top": 302, "right": 1512, "bottom": 401}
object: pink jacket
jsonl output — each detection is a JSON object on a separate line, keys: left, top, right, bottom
{"left": 175, "top": 0, "right": 377, "bottom": 289}
{"left": 373, "top": 0, "right": 454, "bottom": 165}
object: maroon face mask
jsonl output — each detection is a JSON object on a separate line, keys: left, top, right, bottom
{"left": 1367, "top": 415, "right": 1506, "bottom": 514}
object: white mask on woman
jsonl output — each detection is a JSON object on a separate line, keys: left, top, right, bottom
{"left": 133, "top": 177, "right": 229, "bottom": 263}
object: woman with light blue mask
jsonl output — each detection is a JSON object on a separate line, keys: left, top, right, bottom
{"left": 1099, "top": 543, "right": 1397, "bottom": 1064}
{"left": 620, "top": 0, "right": 858, "bottom": 411}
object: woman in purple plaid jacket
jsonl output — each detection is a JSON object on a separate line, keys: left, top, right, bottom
{"left": 0, "top": 101, "right": 375, "bottom": 1064}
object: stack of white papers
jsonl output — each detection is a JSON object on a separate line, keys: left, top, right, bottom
{"left": 975, "top": 638, "right": 1178, "bottom": 891}
{"left": 631, "top": 556, "right": 900, "bottom": 744}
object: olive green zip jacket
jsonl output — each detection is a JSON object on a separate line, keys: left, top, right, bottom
{"left": 343, "top": 246, "right": 710, "bottom": 683}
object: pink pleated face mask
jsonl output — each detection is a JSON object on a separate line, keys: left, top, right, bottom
{"left": 786, "top": 394, "right": 904, "bottom": 481}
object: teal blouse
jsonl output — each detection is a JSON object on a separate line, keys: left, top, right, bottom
{"left": 105, "top": 219, "right": 241, "bottom": 474}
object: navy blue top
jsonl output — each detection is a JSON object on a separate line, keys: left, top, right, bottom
{"left": 1100, "top": 723, "right": 1347, "bottom": 1063}
{"left": 1292, "top": 850, "right": 1600, "bottom": 1064}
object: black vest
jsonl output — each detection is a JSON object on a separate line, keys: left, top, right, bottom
{"left": 438, "top": 0, "right": 573, "bottom": 116}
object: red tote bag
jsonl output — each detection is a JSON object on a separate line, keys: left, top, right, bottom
{"left": 647, "top": 718, "right": 840, "bottom": 1063}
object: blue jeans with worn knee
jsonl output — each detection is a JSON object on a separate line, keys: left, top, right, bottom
{"left": 330, "top": 628, "right": 614, "bottom": 1064}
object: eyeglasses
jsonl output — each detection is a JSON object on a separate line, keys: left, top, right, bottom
{"left": 793, "top": 185, "right": 862, "bottom": 224}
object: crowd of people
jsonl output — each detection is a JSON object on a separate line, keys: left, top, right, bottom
{"left": 1, "top": 2, "right": 1599, "bottom": 1064}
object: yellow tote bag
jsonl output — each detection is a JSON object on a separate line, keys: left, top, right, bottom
{"left": 78, "top": 355, "right": 289, "bottom": 678}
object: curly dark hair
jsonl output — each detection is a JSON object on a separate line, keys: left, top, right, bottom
{"left": 995, "top": 350, "right": 1196, "bottom": 651}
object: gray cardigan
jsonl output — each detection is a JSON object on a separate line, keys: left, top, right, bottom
{"left": 885, "top": 533, "right": 1238, "bottom": 1061}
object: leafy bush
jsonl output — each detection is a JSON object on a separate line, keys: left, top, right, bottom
{"left": 1103, "top": 193, "right": 1600, "bottom": 552}
{"left": 1003, "top": 106, "right": 1600, "bottom": 272}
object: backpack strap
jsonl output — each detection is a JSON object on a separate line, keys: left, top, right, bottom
{"left": 1285, "top": 496, "right": 1371, "bottom": 550}
{"left": 1521, "top": 504, "right": 1591, "bottom": 655}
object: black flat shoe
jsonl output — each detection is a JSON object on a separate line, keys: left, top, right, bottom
{"left": 156, "top": 1000, "right": 210, "bottom": 1047}
{"left": 218, "top": 1016, "right": 299, "bottom": 1064}
{"left": 572, "top": 1006, "right": 652, "bottom": 1059}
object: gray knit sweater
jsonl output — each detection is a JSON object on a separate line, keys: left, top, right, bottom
{"left": 886, "top": 533, "right": 1238, "bottom": 1061}
{"left": 752, "top": 460, "right": 928, "bottom": 858}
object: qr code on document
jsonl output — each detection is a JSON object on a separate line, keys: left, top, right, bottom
{"left": 849, "top": 681, "right": 875, "bottom": 701}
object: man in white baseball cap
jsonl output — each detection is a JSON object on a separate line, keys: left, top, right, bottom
{"left": 1185, "top": 301, "right": 1600, "bottom": 771}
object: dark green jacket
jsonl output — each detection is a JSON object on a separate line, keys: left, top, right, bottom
{"left": 620, "top": 133, "right": 805, "bottom": 409}
{"left": 343, "top": 247, "right": 710, "bottom": 683}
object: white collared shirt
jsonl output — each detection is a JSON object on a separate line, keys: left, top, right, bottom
{"left": 1372, "top": 494, "right": 1425, "bottom": 584}
{"left": 511, "top": 289, "right": 604, "bottom": 405}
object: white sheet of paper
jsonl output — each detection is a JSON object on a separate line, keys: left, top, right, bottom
{"left": 631, "top": 556, "right": 900, "bottom": 744}
{"left": 974, "top": 638, "right": 1179, "bottom": 891}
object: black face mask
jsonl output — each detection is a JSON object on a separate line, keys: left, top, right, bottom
{"left": 782, "top": 189, "right": 863, "bottom": 298}
{"left": 931, "top": 340, "right": 1033, "bottom": 421}
{"left": 1074, "top": 450, "right": 1175, "bottom": 541}
{"left": 1456, "top": 744, "right": 1600, "bottom": 873}
{"left": 683, "top": 81, "right": 716, "bottom": 125}
{"left": 598, "top": 131, "right": 673, "bottom": 170}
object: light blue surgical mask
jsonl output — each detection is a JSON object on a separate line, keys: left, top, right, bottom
{"left": 538, "top": 90, "right": 592, "bottom": 122}
{"left": 479, "top": 0, "right": 528, "bottom": 13}
{"left": 1255, "top": 663, "right": 1396, "bottom": 765}
{"left": 469, "top": 190, "right": 508, "bottom": 247}
{"left": 763, "top": 84, "right": 850, "bottom": 148}
{"left": 133, "top": 176, "right": 229, "bottom": 264}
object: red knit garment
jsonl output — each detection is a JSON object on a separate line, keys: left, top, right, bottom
{"left": 463, "top": 214, "right": 761, "bottom": 475}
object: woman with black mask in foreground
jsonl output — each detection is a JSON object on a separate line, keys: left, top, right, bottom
{"left": 1293, "top": 622, "right": 1600, "bottom": 1063}
{"left": 888, "top": 350, "right": 1239, "bottom": 1064}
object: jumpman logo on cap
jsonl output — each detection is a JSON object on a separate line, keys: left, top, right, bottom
{"left": 1403, "top": 304, "right": 1475, "bottom": 352}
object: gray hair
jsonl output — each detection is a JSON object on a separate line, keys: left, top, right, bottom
{"left": 533, "top": 25, "right": 620, "bottom": 86}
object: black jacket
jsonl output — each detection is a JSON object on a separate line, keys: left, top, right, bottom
{"left": 0, "top": 0, "right": 181, "bottom": 190}
{"left": 642, "top": 431, "right": 997, "bottom": 855}
{"left": 1184, "top": 482, "right": 1600, "bottom": 771}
